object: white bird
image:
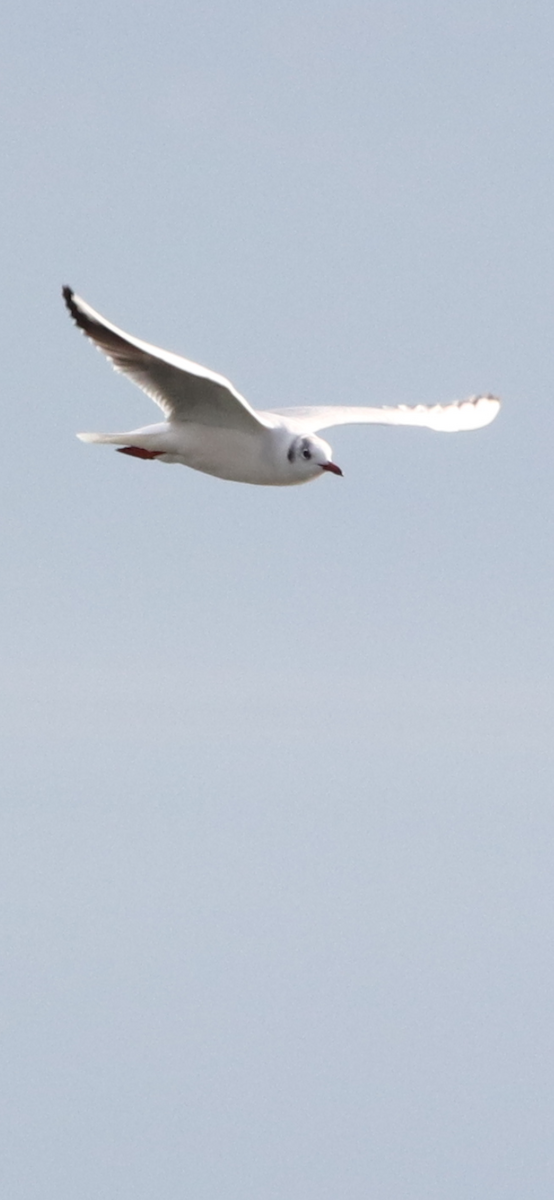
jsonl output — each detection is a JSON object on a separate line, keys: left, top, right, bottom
{"left": 63, "top": 287, "right": 500, "bottom": 487}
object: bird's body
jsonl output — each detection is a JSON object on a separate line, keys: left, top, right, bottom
{"left": 63, "top": 287, "right": 500, "bottom": 487}
{"left": 82, "top": 417, "right": 324, "bottom": 486}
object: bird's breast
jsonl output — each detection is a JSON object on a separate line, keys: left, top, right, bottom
{"left": 163, "top": 423, "right": 292, "bottom": 485}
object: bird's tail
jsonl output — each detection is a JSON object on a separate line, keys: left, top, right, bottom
{"left": 77, "top": 431, "right": 129, "bottom": 445}
{"left": 77, "top": 431, "right": 166, "bottom": 460}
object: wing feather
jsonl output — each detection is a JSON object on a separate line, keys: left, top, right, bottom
{"left": 267, "top": 395, "right": 501, "bottom": 434}
{"left": 63, "top": 287, "right": 270, "bottom": 433}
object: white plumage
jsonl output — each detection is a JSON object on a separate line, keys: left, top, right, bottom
{"left": 63, "top": 287, "right": 500, "bottom": 487}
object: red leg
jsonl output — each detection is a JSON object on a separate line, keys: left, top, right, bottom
{"left": 117, "top": 446, "right": 164, "bottom": 460}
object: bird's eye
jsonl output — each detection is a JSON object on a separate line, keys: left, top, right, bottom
{"left": 302, "top": 448, "right": 311, "bottom": 460}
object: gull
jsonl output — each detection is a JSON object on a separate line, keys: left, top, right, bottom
{"left": 63, "top": 287, "right": 500, "bottom": 487}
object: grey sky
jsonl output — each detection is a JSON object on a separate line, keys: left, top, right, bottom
{"left": 2, "top": 1, "right": 554, "bottom": 1196}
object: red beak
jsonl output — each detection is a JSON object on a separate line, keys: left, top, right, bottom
{"left": 322, "top": 461, "right": 343, "bottom": 476}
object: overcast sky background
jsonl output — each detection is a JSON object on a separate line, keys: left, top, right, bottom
{"left": 2, "top": 1, "right": 554, "bottom": 1196}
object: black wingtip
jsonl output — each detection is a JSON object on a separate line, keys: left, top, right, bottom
{"left": 62, "top": 285, "right": 77, "bottom": 318}
{"left": 62, "top": 285, "right": 91, "bottom": 336}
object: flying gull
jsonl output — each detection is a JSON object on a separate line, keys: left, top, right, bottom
{"left": 63, "top": 287, "right": 500, "bottom": 487}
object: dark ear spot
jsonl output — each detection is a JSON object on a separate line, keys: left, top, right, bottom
{"left": 287, "top": 440, "right": 296, "bottom": 463}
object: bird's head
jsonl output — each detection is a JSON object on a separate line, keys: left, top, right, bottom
{"left": 286, "top": 434, "right": 343, "bottom": 481}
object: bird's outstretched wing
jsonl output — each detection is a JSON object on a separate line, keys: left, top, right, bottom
{"left": 267, "top": 395, "right": 500, "bottom": 434}
{"left": 63, "top": 288, "right": 271, "bottom": 433}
